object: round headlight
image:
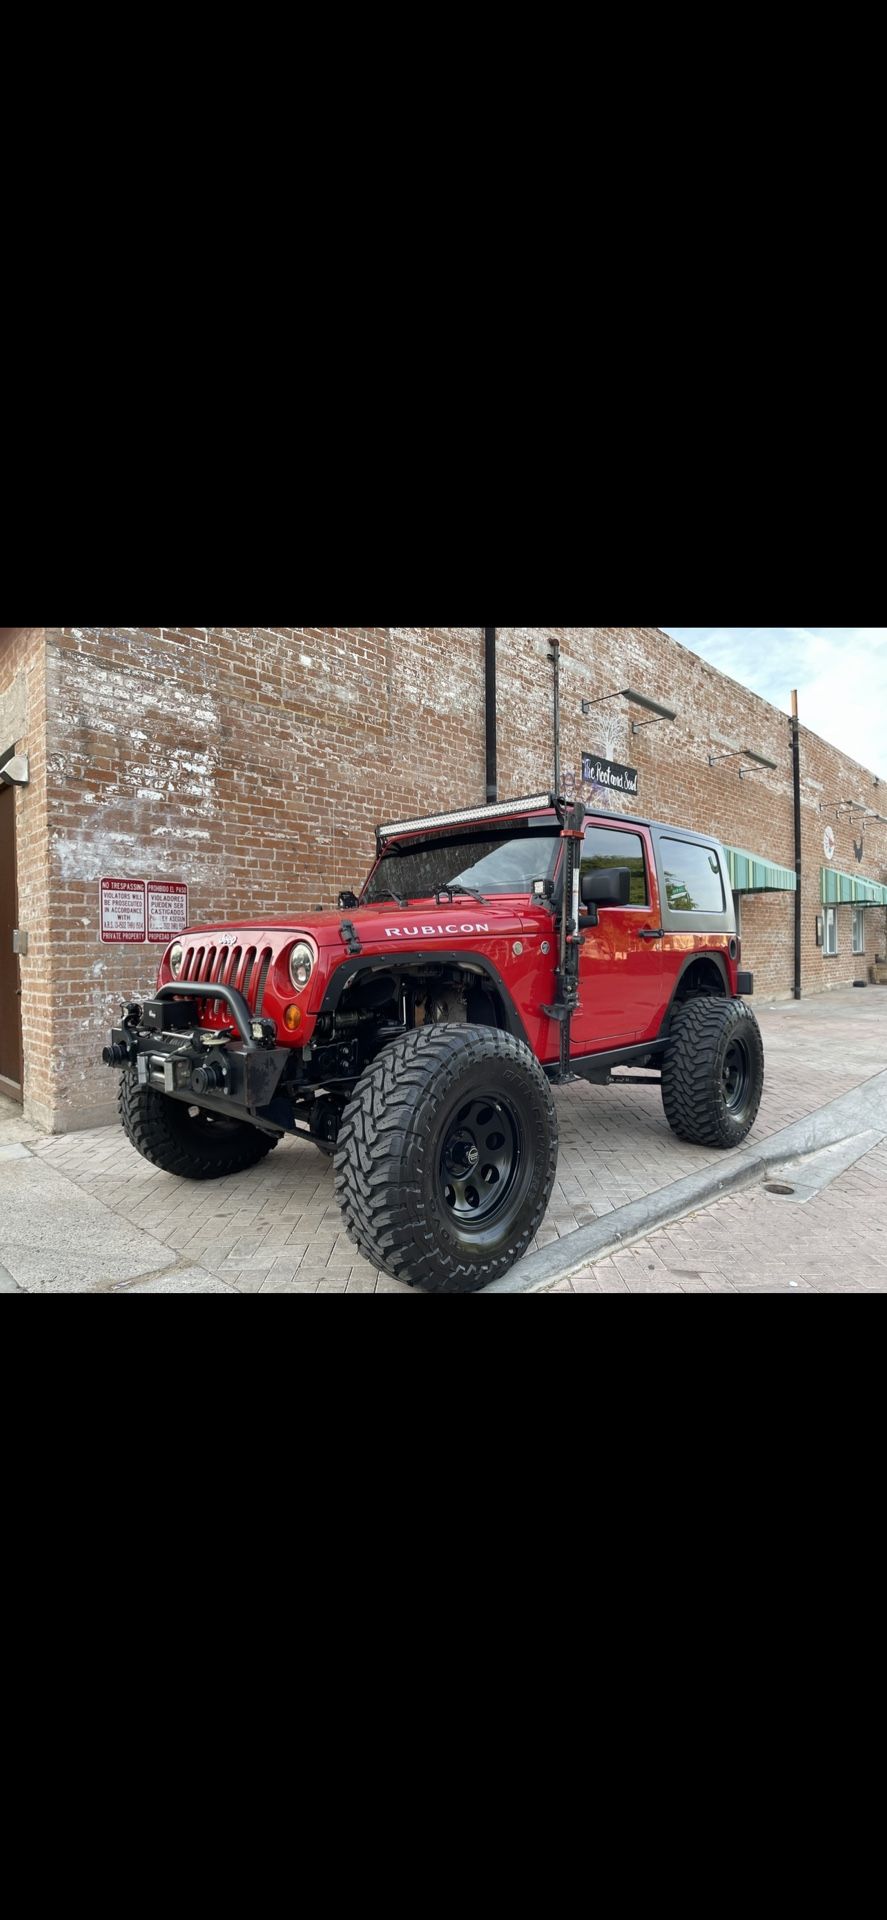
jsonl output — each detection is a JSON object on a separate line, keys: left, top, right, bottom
{"left": 169, "top": 942, "right": 184, "bottom": 978}
{"left": 289, "top": 941, "right": 314, "bottom": 990}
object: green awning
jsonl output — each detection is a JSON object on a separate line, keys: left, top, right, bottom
{"left": 820, "top": 866, "right": 887, "bottom": 907}
{"left": 723, "top": 844, "right": 797, "bottom": 893}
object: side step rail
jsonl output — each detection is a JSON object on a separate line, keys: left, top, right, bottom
{"left": 605, "top": 1072, "right": 663, "bottom": 1085}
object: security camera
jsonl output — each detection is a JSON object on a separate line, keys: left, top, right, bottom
{"left": 0, "top": 754, "right": 29, "bottom": 786}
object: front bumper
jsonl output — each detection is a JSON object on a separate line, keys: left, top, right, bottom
{"left": 103, "top": 992, "right": 291, "bottom": 1129}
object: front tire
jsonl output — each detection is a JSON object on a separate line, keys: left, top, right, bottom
{"left": 661, "top": 997, "right": 764, "bottom": 1147}
{"left": 118, "top": 1070, "right": 279, "bottom": 1179}
{"left": 334, "top": 1024, "right": 558, "bottom": 1292}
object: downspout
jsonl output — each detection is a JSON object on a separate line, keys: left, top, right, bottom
{"left": 791, "top": 689, "right": 802, "bottom": 999}
{"left": 484, "top": 627, "right": 497, "bottom": 802}
{"left": 548, "top": 634, "right": 560, "bottom": 795}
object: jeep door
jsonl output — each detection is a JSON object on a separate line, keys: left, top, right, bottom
{"left": 569, "top": 821, "right": 664, "bottom": 1050}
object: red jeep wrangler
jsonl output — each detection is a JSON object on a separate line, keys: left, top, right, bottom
{"left": 103, "top": 793, "right": 763, "bottom": 1291}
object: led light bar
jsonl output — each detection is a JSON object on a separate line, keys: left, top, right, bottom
{"left": 377, "top": 792, "right": 556, "bottom": 842}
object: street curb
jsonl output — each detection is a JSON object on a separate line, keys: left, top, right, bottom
{"left": 479, "top": 1068, "right": 887, "bottom": 1293}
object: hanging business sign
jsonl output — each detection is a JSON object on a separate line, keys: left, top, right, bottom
{"left": 823, "top": 825, "right": 835, "bottom": 860}
{"left": 581, "top": 754, "right": 639, "bottom": 797}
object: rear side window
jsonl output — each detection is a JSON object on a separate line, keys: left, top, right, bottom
{"left": 661, "top": 839, "right": 725, "bottom": 913}
{"left": 581, "top": 826, "right": 648, "bottom": 905}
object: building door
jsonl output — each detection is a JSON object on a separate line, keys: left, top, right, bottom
{"left": 0, "top": 780, "right": 24, "bottom": 1098}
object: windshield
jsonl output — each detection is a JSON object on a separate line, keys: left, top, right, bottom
{"left": 362, "top": 825, "right": 560, "bottom": 903}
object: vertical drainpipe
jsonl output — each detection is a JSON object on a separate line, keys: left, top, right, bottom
{"left": 548, "top": 634, "right": 560, "bottom": 795}
{"left": 484, "top": 627, "right": 497, "bottom": 802}
{"left": 791, "top": 689, "right": 802, "bottom": 999}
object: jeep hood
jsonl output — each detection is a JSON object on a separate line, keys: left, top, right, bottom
{"left": 180, "top": 898, "right": 532, "bottom": 948}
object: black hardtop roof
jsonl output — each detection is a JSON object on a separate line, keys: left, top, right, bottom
{"left": 584, "top": 810, "right": 728, "bottom": 849}
{"left": 376, "top": 792, "right": 727, "bottom": 851}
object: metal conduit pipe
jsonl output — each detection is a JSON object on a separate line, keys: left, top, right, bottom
{"left": 485, "top": 626, "right": 497, "bottom": 801}
{"left": 791, "top": 689, "right": 802, "bottom": 999}
{"left": 548, "top": 634, "right": 560, "bottom": 796}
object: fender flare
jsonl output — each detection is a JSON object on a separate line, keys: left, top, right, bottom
{"left": 659, "top": 951, "right": 730, "bottom": 1035}
{"left": 318, "top": 948, "right": 531, "bottom": 1048}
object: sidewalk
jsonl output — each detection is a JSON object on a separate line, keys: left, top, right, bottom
{"left": 550, "top": 1127, "right": 887, "bottom": 1293}
{"left": 2, "top": 987, "right": 887, "bottom": 1293}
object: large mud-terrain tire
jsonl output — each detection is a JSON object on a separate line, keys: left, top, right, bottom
{"left": 661, "top": 997, "right": 764, "bottom": 1147}
{"left": 334, "top": 1024, "right": 558, "bottom": 1292}
{"left": 118, "top": 1070, "right": 279, "bottom": 1179}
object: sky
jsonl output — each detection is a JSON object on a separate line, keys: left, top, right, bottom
{"left": 662, "top": 628, "right": 887, "bottom": 780}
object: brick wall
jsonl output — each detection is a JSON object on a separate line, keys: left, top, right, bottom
{"left": 5, "top": 625, "right": 885, "bottom": 1129}
{"left": 498, "top": 626, "right": 887, "bottom": 995}
{"left": 795, "top": 716, "right": 887, "bottom": 991}
{"left": 0, "top": 628, "right": 52, "bottom": 1120}
{"left": 39, "top": 627, "right": 485, "bottom": 1125}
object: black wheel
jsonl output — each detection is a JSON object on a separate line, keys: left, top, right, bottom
{"left": 334, "top": 1024, "right": 558, "bottom": 1292}
{"left": 118, "top": 1070, "right": 279, "bottom": 1179}
{"left": 661, "top": 997, "right": 764, "bottom": 1147}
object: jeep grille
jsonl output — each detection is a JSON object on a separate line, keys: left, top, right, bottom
{"left": 179, "top": 941, "right": 274, "bottom": 1016}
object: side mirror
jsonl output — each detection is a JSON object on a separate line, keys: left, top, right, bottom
{"left": 580, "top": 866, "right": 631, "bottom": 907}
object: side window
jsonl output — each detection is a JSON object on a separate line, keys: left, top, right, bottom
{"left": 661, "top": 839, "right": 725, "bottom": 913}
{"left": 824, "top": 906, "right": 838, "bottom": 955}
{"left": 580, "top": 826, "right": 648, "bottom": 905}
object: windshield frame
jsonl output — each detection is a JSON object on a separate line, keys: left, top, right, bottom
{"left": 360, "top": 818, "right": 562, "bottom": 906}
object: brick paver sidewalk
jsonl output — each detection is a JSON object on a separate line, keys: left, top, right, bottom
{"left": 552, "top": 1133, "right": 887, "bottom": 1293}
{"left": 11, "top": 987, "right": 887, "bottom": 1292}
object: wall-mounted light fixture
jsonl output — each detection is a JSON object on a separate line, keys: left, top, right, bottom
{"left": 581, "top": 687, "right": 677, "bottom": 731}
{"left": 841, "top": 803, "right": 887, "bottom": 822}
{"left": 708, "top": 745, "right": 777, "bottom": 775}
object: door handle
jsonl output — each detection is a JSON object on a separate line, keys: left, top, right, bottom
{"left": 638, "top": 928, "right": 664, "bottom": 940}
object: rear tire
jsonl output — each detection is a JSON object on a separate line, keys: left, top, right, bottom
{"left": 118, "top": 1070, "right": 279, "bottom": 1179}
{"left": 661, "top": 997, "right": 763, "bottom": 1147}
{"left": 334, "top": 1024, "right": 558, "bottom": 1292}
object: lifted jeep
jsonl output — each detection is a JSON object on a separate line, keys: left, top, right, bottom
{"left": 103, "top": 792, "right": 763, "bottom": 1291}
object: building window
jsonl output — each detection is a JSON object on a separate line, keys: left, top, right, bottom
{"left": 824, "top": 906, "right": 838, "bottom": 955}
{"left": 852, "top": 908, "right": 865, "bottom": 954}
